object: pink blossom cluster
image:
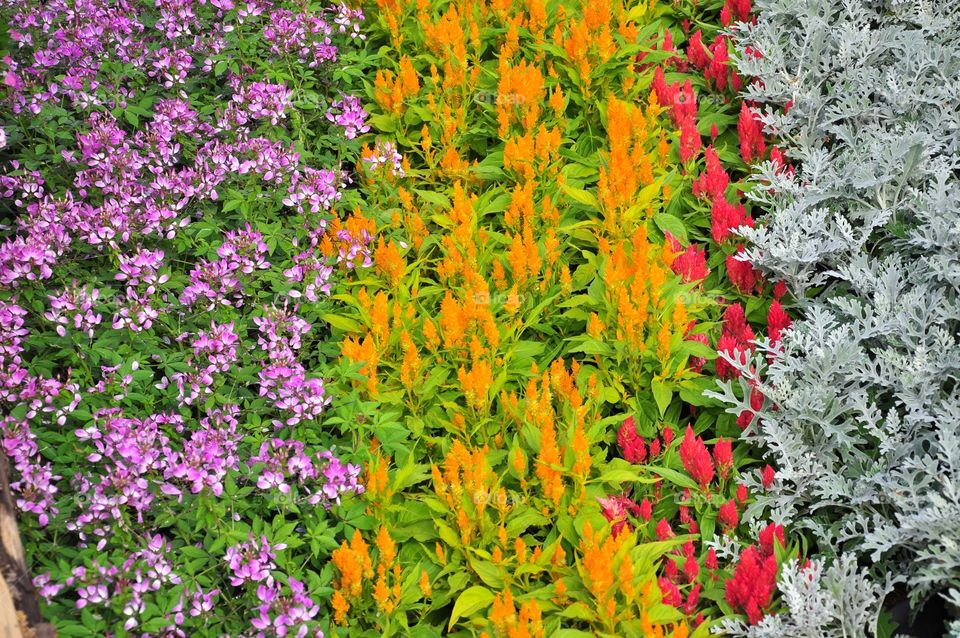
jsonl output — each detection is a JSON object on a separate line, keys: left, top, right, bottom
{"left": 250, "top": 438, "right": 364, "bottom": 506}
{"left": 225, "top": 534, "right": 285, "bottom": 587}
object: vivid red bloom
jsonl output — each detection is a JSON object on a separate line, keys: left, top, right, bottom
{"left": 736, "top": 483, "right": 748, "bottom": 504}
{"left": 659, "top": 577, "right": 683, "bottom": 607}
{"left": 705, "top": 547, "right": 718, "bottom": 570}
{"left": 672, "top": 80, "right": 697, "bottom": 125}
{"left": 652, "top": 66, "right": 671, "bottom": 106}
{"left": 727, "top": 246, "right": 761, "bottom": 293}
{"left": 721, "top": 0, "right": 752, "bottom": 25}
{"left": 680, "top": 425, "right": 715, "bottom": 488}
{"left": 718, "top": 499, "right": 739, "bottom": 530}
{"left": 711, "top": 198, "right": 752, "bottom": 243}
{"left": 713, "top": 437, "right": 733, "bottom": 477}
{"left": 656, "top": 518, "right": 674, "bottom": 540}
{"left": 683, "top": 555, "right": 700, "bottom": 582}
{"left": 725, "top": 545, "right": 778, "bottom": 624}
{"left": 758, "top": 523, "right": 785, "bottom": 556}
{"left": 767, "top": 300, "right": 792, "bottom": 344}
{"left": 738, "top": 103, "right": 767, "bottom": 163}
{"left": 649, "top": 438, "right": 662, "bottom": 457}
{"left": 671, "top": 243, "right": 710, "bottom": 283}
{"left": 617, "top": 416, "right": 647, "bottom": 463}
{"left": 761, "top": 464, "right": 775, "bottom": 489}
{"left": 704, "top": 35, "right": 730, "bottom": 91}
{"left": 722, "top": 303, "right": 750, "bottom": 343}
{"left": 679, "top": 116, "right": 701, "bottom": 163}
{"left": 639, "top": 498, "right": 653, "bottom": 521}
{"left": 773, "top": 280, "right": 788, "bottom": 299}
{"left": 663, "top": 426, "right": 675, "bottom": 446}
{"left": 687, "top": 30, "right": 710, "bottom": 68}
{"left": 683, "top": 583, "right": 702, "bottom": 614}
{"left": 693, "top": 146, "right": 730, "bottom": 200}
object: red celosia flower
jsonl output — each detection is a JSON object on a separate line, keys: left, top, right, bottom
{"left": 706, "top": 36, "right": 730, "bottom": 91}
{"left": 687, "top": 30, "right": 710, "bottom": 68}
{"left": 722, "top": 0, "right": 752, "bottom": 25}
{"left": 652, "top": 66, "right": 672, "bottom": 106}
{"left": 680, "top": 425, "right": 715, "bottom": 488}
{"left": 736, "top": 483, "right": 748, "bottom": 504}
{"left": 617, "top": 416, "right": 647, "bottom": 464}
{"left": 767, "top": 300, "right": 792, "bottom": 344}
{"left": 705, "top": 548, "right": 718, "bottom": 571}
{"left": 761, "top": 464, "right": 775, "bottom": 489}
{"left": 679, "top": 116, "right": 701, "bottom": 163}
{"left": 639, "top": 498, "right": 653, "bottom": 521}
{"left": 663, "top": 426, "right": 675, "bottom": 446}
{"left": 693, "top": 146, "right": 730, "bottom": 200}
{"left": 656, "top": 518, "right": 674, "bottom": 540}
{"left": 713, "top": 437, "right": 733, "bottom": 477}
{"left": 649, "top": 438, "right": 662, "bottom": 457}
{"left": 659, "top": 577, "right": 683, "bottom": 607}
{"left": 758, "top": 523, "right": 785, "bottom": 556}
{"left": 683, "top": 555, "right": 700, "bottom": 582}
{"left": 725, "top": 545, "right": 778, "bottom": 624}
{"left": 773, "top": 280, "right": 788, "bottom": 299}
{"left": 727, "top": 246, "right": 761, "bottom": 293}
{"left": 718, "top": 498, "right": 739, "bottom": 530}
{"left": 711, "top": 198, "right": 752, "bottom": 243}
{"left": 683, "top": 583, "right": 702, "bottom": 614}
{"left": 672, "top": 80, "right": 697, "bottom": 125}
{"left": 723, "top": 303, "right": 750, "bottom": 341}
{"left": 738, "top": 103, "right": 767, "bottom": 163}
{"left": 671, "top": 243, "right": 710, "bottom": 283}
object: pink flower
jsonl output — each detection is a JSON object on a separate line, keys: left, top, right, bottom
{"left": 617, "top": 416, "right": 647, "bottom": 464}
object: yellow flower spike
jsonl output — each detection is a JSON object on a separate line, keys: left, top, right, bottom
{"left": 331, "top": 590, "right": 350, "bottom": 626}
{"left": 515, "top": 536, "right": 527, "bottom": 563}
{"left": 436, "top": 542, "right": 447, "bottom": 565}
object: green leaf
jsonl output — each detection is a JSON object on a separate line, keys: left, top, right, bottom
{"left": 648, "top": 466, "right": 698, "bottom": 491}
{"left": 653, "top": 212, "right": 688, "bottom": 243}
{"left": 560, "top": 182, "right": 599, "bottom": 209}
{"left": 448, "top": 586, "right": 495, "bottom": 630}
{"left": 651, "top": 378, "right": 672, "bottom": 416}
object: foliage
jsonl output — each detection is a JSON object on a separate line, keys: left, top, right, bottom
{"left": 714, "top": 0, "right": 960, "bottom": 620}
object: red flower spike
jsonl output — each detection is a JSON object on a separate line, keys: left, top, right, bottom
{"left": 761, "top": 465, "right": 775, "bottom": 489}
{"left": 656, "top": 518, "right": 674, "bottom": 540}
{"left": 683, "top": 583, "right": 702, "bottom": 615}
{"left": 718, "top": 499, "right": 739, "bottom": 530}
{"left": 679, "top": 116, "right": 701, "bottom": 163}
{"left": 725, "top": 545, "right": 778, "bottom": 624}
{"left": 705, "top": 548, "right": 718, "bottom": 571}
{"left": 684, "top": 555, "right": 700, "bottom": 582}
{"left": 693, "top": 146, "right": 730, "bottom": 200}
{"left": 687, "top": 30, "right": 710, "bottom": 68}
{"left": 679, "top": 425, "right": 715, "bottom": 488}
{"left": 773, "top": 280, "right": 788, "bottom": 299}
{"left": 672, "top": 243, "right": 710, "bottom": 283}
{"left": 639, "top": 498, "right": 653, "bottom": 521}
{"left": 727, "top": 246, "right": 761, "bottom": 293}
{"left": 663, "top": 426, "right": 675, "bottom": 446}
{"left": 758, "top": 523, "right": 785, "bottom": 557}
{"left": 714, "top": 437, "right": 734, "bottom": 478}
{"left": 767, "top": 300, "right": 792, "bottom": 344}
{"left": 738, "top": 103, "right": 767, "bottom": 163}
{"left": 736, "top": 483, "right": 748, "bottom": 504}
{"left": 617, "top": 416, "right": 647, "bottom": 464}
{"left": 649, "top": 438, "right": 662, "bottom": 457}
{"left": 659, "top": 577, "right": 683, "bottom": 608}
{"left": 716, "top": 333, "right": 746, "bottom": 380}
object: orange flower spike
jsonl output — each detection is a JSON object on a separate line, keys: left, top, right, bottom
{"left": 419, "top": 570, "right": 432, "bottom": 597}
{"left": 515, "top": 536, "right": 527, "bottom": 563}
{"left": 371, "top": 291, "right": 390, "bottom": 342}
{"left": 400, "top": 331, "right": 421, "bottom": 391}
{"left": 331, "top": 590, "right": 350, "bottom": 625}
{"left": 436, "top": 542, "right": 447, "bottom": 565}
{"left": 376, "top": 525, "right": 396, "bottom": 568}
{"left": 571, "top": 425, "right": 591, "bottom": 477}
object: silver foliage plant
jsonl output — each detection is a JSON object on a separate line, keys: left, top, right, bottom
{"left": 710, "top": 0, "right": 960, "bottom": 627}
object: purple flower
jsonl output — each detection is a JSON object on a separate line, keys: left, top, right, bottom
{"left": 224, "top": 534, "right": 285, "bottom": 587}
